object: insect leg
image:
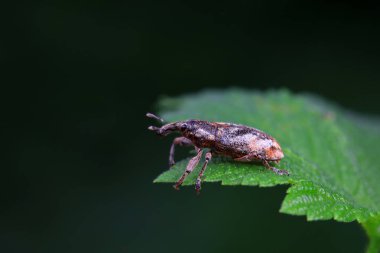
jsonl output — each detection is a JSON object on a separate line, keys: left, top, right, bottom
{"left": 235, "top": 154, "right": 289, "bottom": 176}
{"left": 174, "top": 148, "right": 203, "bottom": 190}
{"left": 169, "top": 137, "right": 194, "bottom": 167}
{"left": 234, "top": 152, "right": 261, "bottom": 162}
{"left": 262, "top": 160, "right": 289, "bottom": 176}
{"left": 195, "top": 151, "right": 212, "bottom": 193}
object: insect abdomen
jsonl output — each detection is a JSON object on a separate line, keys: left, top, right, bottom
{"left": 214, "top": 124, "right": 264, "bottom": 158}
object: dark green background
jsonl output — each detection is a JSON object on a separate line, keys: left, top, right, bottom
{"left": 2, "top": 0, "right": 379, "bottom": 252}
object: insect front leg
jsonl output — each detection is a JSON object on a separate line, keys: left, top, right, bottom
{"left": 174, "top": 148, "right": 203, "bottom": 190}
{"left": 195, "top": 151, "right": 212, "bottom": 193}
{"left": 262, "top": 160, "right": 289, "bottom": 176}
{"left": 169, "top": 137, "right": 194, "bottom": 168}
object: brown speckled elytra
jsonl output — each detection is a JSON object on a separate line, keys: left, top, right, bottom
{"left": 147, "top": 113, "right": 289, "bottom": 193}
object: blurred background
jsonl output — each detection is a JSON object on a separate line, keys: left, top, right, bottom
{"left": 1, "top": 0, "right": 379, "bottom": 252}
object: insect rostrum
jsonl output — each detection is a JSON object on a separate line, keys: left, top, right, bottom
{"left": 147, "top": 113, "right": 289, "bottom": 193}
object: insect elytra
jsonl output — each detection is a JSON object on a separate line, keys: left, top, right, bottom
{"left": 147, "top": 113, "right": 289, "bottom": 193}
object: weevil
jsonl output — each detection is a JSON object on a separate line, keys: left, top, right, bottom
{"left": 147, "top": 113, "right": 289, "bottom": 193}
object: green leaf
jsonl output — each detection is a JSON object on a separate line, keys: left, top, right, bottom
{"left": 153, "top": 89, "right": 380, "bottom": 251}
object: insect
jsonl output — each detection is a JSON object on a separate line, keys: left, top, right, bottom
{"left": 147, "top": 113, "right": 289, "bottom": 193}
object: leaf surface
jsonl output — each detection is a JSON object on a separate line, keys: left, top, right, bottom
{"left": 154, "top": 89, "right": 380, "bottom": 225}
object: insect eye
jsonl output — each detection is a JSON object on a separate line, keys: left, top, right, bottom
{"left": 180, "top": 123, "right": 188, "bottom": 131}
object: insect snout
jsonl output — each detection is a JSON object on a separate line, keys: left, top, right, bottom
{"left": 148, "top": 125, "right": 163, "bottom": 135}
{"left": 147, "top": 113, "right": 164, "bottom": 135}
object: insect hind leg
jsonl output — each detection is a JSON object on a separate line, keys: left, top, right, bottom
{"left": 262, "top": 160, "right": 289, "bottom": 176}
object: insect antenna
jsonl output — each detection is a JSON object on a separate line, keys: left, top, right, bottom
{"left": 146, "top": 112, "right": 165, "bottom": 124}
{"left": 147, "top": 112, "right": 165, "bottom": 135}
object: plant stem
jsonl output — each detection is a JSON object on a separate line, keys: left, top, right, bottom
{"left": 363, "top": 216, "right": 380, "bottom": 253}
